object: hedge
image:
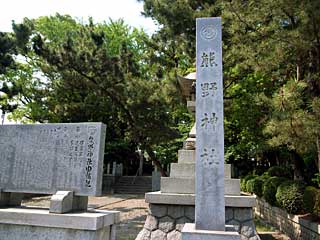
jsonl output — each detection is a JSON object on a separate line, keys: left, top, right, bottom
{"left": 267, "top": 166, "right": 292, "bottom": 179}
{"left": 246, "top": 176, "right": 264, "bottom": 197}
{"left": 240, "top": 174, "right": 257, "bottom": 192}
{"left": 303, "top": 186, "right": 320, "bottom": 217}
{"left": 263, "top": 176, "right": 287, "bottom": 206}
{"left": 276, "top": 180, "right": 305, "bottom": 214}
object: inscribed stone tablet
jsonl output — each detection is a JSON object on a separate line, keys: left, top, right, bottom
{"left": 0, "top": 123, "right": 106, "bottom": 196}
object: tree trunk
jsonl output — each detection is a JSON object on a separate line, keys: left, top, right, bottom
{"left": 144, "top": 146, "right": 168, "bottom": 177}
{"left": 292, "top": 151, "right": 304, "bottom": 180}
{"left": 316, "top": 136, "right": 320, "bottom": 173}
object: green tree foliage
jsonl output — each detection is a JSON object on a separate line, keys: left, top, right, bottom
{"left": 139, "top": 0, "right": 320, "bottom": 179}
{"left": 3, "top": 15, "right": 191, "bottom": 175}
{"left": 0, "top": 32, "right": 19, "bottom": 115}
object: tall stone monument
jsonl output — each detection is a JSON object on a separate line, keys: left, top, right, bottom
{"left": 182, "top": 17, "right": 240, "bottom": 240}
{"left": 136, "top": 17, "right": 260, "bottom": 240}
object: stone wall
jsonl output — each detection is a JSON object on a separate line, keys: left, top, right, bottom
{"left": 255, "top": 198, "right": 320, "bottom": 240}
{"left": 136, "top": 203, "right": 260, "bottom": 240}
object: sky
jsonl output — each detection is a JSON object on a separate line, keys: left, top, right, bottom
{"left": 1, "top": 0, "right": 158, "bottom": 124}
{"left": 0, "top": 0, "right": 158, "bottom": 34}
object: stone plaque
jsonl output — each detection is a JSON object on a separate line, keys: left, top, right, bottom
{"left": 195, "top": 17, "right": 225, "bottom": 230}
{"left": 0, "top": 123, "right": 106, "bottom": 196}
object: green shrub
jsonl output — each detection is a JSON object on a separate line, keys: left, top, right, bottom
{"left": 240, "top": 174, "right": 257, "bottom": 192}
{"left": 276, "top": 180, "right": 305, "bottom": 214}
{"left": 263, "top": 177, "right": 287, "bottom": 206}
{"left": 303, "top": 186, "right": 320, "bottom": 217}
{"left": 267, "top": 166, "right": 292, "bottom": 179}
{"left": 246, "top": 177, "right": 264, "bottom": 197}
{"left": 312, "top": 173, "right": 320, "bottom": 188}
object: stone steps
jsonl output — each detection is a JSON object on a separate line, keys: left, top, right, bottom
{"left": 113, "top": 176, "right": 152, "bottom": 194}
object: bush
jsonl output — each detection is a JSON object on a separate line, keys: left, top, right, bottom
{"left": 246, "top": 177, "right": 264, "bottom": 197}
{"left": 263, "top": 177, "right": 287, "bottom": 206}
{"left": 303, "top": 186, "right": 320, "bottom": 217}
{"left": 240, "top": 174, "right": 257, "bottom": 192}
{"left": 276, "top": 180, "right": 305, "bottom": 214}
{"left": 267, "top": 166, "right": 292, "bottom": 179}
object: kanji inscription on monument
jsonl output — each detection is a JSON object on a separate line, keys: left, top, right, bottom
{"left": 195, "top": 17, "right": 225, "bottom": 231}
{"left": 0, "top": 123, "right": 106, "bottom": 196}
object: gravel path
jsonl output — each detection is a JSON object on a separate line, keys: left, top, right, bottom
{"left": 99, "top": 195, "right": 148, "bottom": 240}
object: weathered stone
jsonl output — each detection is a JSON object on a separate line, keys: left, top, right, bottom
{"left": 144, "top": 215, "right": 158, "bottom": 231}
{"left": 168, "top": 206, "right": 184, "bottom": 219}
{"left": 234, "top": 208, "right": 252, "bottom": 222}
{"left": 249, "top": 236, "right": 259, "bottom": 240}
{"left": 176, "top": 217, "right": 189, "bottom": 231}
{"left": 184, "top": 206, "right": 195, "bottom": 221}
{"left": 0, "top": 123, "right": 106, "bottom": 196}
{"left": 195, "top": 17, "right": 225, "bottom": 231}
{"left": 183, "top": 138, "right": 196, "bottom": 150}
{"left": 182, "top": 223, "right": 240, "bottom": 240}
{"left": 161, "top": 177, "right": 240, "bottom": 195}
{"left": 240, "top": 222, "right": 255, "bottom": 238}
{"left": 226, "top": 220, "right": 240, "bottom": 232}
{"left": 0, "top": 224, "right": 111, "bottom": 240}
{"left": 167, "top": 230, "right": 181, "bottom": 240}
{"left": 178, "top": 150, "right": 195, "bottom": 163}
{"left": 49, "top": 191, "right": 73, "bottom": 213}
{"left": 226, "top": 208, "right": 234, "bottom": 222}
{"left": 136, "top": 228, "right": 151, "bottom": 240}
{"left": 150, "top": 204, "right": 167, "bottom": 218}
{"left": 159, "top": 216, "right": 175, "bottom": 233}
{"left": 151, "top": 229, "right": 167, "bottom": 240}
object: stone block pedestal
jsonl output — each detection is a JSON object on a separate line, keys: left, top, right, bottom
{"left": 0, "top": 207, "right": 120, "bottom": 240}
{"left": 182, "top": 223, "right": 240, "bottom": 240}
{"left": 136, "top": 192, "right": 260, "bottom": 240}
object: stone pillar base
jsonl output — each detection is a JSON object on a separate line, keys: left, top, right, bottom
{"left": 0, "top": 207, "right": 119, "bottom": 240}
{"left": 182, "top": 223, "right": 240, "bottom": 240}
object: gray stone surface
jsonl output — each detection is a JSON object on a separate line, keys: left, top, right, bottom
{"left": 159, "top": 216, "right": 175, "bottom": 233}
{"left": 183, "top": 138, "right": 196, "bottom": 150}
{"left": 0, "top": 207, "right": 119, "bottom": 230}
{"left": 182, "top": 223, "right": 240, "bottom": 240}
{"left": 170, "top": 163, "right": 232, "bottom": 179}
{"left": 195, "top": 17, "right": 225, "bottom": 231}
{"left": 0, "top": 123, "right": 106, "bottom": 196}
{"left": 151, "top": 229, "right": 167, "bottom": 240}
{"left": 0, "top": 224, "right": 111, "bottom": 240}
{"left": 152, "top": 171, "right": 161, "bottom": 191}
{"left": 150, "top": 204, "right": 167, "bottom": 217}
{"left": 167, "top": 230, "right": 181, "bottom": 240}
{"left": 168, "top": 205, "right": 184, "bottom": 219}
{"left": 178, "top": 150, "right": 196, "bottom": 163}
{"left": 146, "top": 192, "right": 256, "bottom": 207}
{"left": 161, "top": 177, "right": 240, "bottom": 195}
{"left": 144, "top": 215, "right": 158, "bottom": 231}
{"left": 176, "top": 217, "right": 189, "bottom": 231}
{"left": 185, "top": 206, "right": 195, "bottom": 221}
{"left": 50, "top": 191, "right": 73, "bottom": 213}
{"left": 136, "top": 228, "right": 151, "bottom": 240}
{"left": 137, "top": 203, "right": 260, "bottom": 240}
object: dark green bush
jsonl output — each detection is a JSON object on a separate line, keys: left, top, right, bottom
{"left": 263, "top": 177, "right": 287, "bottom": 206}
{"left": 267, "top": 166, "right": 292, "bottom": 179}
{"left": 303, "top": 186, "right": 320, "bottom": 217}
{"left": 276, "top": 180, "right": 305, "bottom": 214}
{"left": 246, "top": 177, "right": 264, "bottom": 197}
{"left": 240, "top": 174, "right": 257, "bottom": 192}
